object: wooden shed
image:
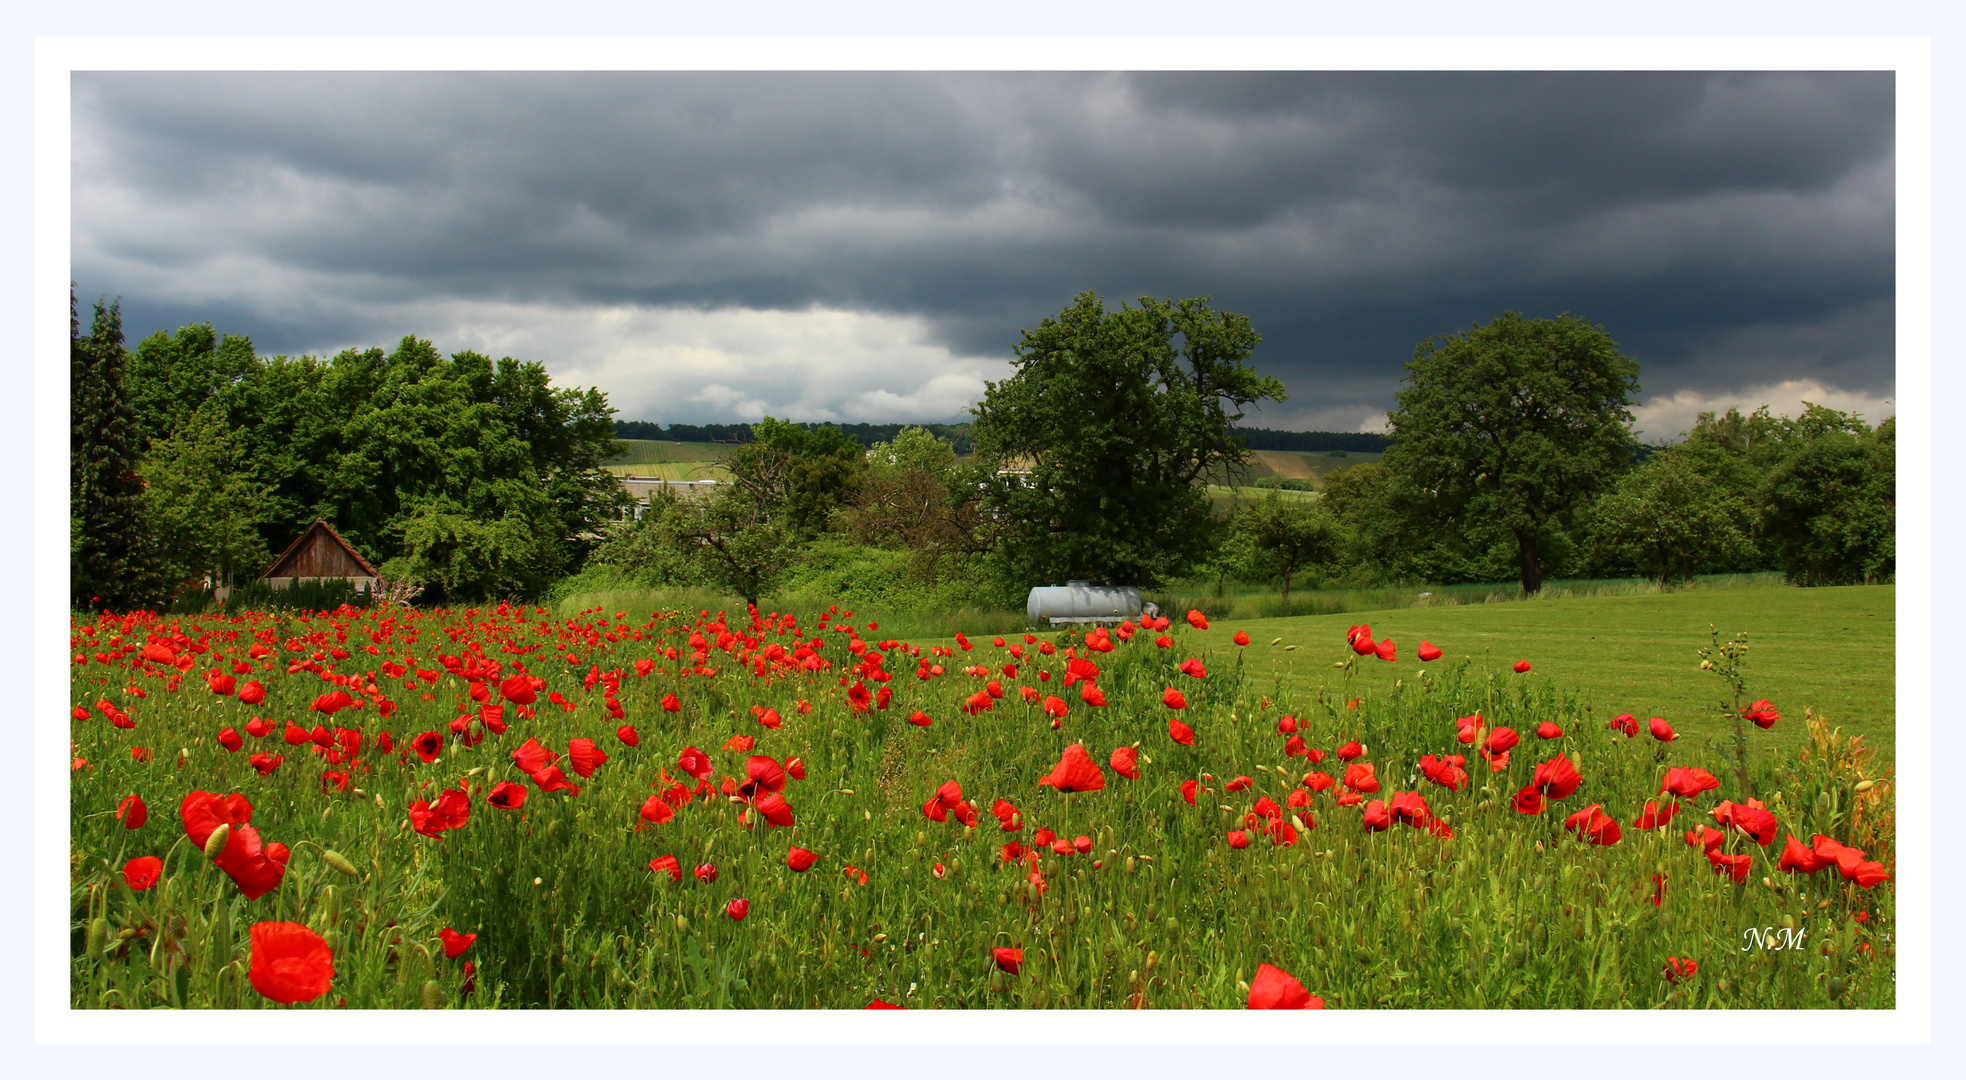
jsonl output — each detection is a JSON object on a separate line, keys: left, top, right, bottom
{"left": 259, "top": 520, "right": 381, "bottom": 595}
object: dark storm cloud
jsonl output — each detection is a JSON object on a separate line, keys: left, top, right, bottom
{"left": 71, "top": 70, "right": 1894, "bottom": 426}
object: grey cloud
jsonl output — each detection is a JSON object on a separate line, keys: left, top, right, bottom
{"left": 71, "top": 70, "right": 1893, "bottom": 424}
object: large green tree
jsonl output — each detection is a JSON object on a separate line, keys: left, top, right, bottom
{"left": 1385, "top": 311, "right": 1641, "bottom": 594}
{"left": 138, "top": 405, "right": 272, "bottom": 595}
{"left": 1759, "top": 408, "right": 1894, "bottom": 585}
{"left": 1234, "top": 491, "right": 1347, "bottom": 606}
{"left": 71, "top": 292, "right": 161, "bottom": 611}
{"left": 971, "top": 293, "right": 1286, "bottom": 588}
{"left": 1587, "top": 446, "right": 1756, "bottom": 584}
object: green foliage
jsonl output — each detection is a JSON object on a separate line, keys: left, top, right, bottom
{"left": 972, "top": 293, "right": 1286, "bottom": 589}
{"left": 117, "top": 327, "right": 626, "bottom": 604}
{"left": 1233, "top": 491, "right": 1348, "bottom": 604}
{"left": 1386, "top": 311, "right": 1641, "bottom": 595}
{"left": 1251, "top": 477, "right": 1318, "bottom": 492}
{"left": 71, "top": 292, "right": 163, "bottom": 611}
{"left": 138, "top": 407, "right": 272, "bottom": 598}
{"left": 222, "top": 577, "right": 372, "bottom": 613}
{"left": 1587, "top": 446, "right": 1757, "bottom": 584}
{"left": 1759, "top": 412, "right": 1894, "bottom": 586}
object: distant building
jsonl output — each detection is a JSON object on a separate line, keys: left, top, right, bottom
{"left": 618, "top": 476, "right": 722, "bottom": 517}
{"left": 258, "top": 519, "right": 381, "bottom": 595}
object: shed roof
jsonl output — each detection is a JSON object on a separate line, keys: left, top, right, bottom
{"left": 259, "top": 519, "right": 381, "bottom": 581}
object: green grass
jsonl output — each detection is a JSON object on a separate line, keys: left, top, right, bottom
{"left": 605, "top": 439, "right": 737, "bottom": 466}
{"left": 1176, "top": 583, "right": 1896, "bottom": 768}
{"left": 69, "top": 597, "right": 1897, "bottom": 1010}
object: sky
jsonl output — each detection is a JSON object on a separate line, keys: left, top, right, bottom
{"left": 70, "top": 70, "right": 1896, "bottom": 439}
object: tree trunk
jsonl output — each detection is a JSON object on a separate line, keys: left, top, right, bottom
{"left": 1280, "top": 566, "right": 1293, "bottom": 612}
{"left": 1515, "top": 527, "right": 1543, "bottom": 595}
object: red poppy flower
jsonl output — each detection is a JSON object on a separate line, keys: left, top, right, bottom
{"left": 695, "top": 862, "right": 718, "bottom": 883}
{"left": 1362, "top": 800, "right": 1391, "bottom": 831}
{"left": 1707, "top": 849, "right": 1752, "bottom": 883}
{"left": 661, "top": 692, "right": 682, "bottom": 713}
{"left": 180, "top": 790, "right": 254, "bottom": 849}
{"left": 1632, "top": 799, "right": 1680, "bottom": 830}
{"left": 724, "top": 734, "right": 755, "bottom": 753}
{"left": 1648, "top": 717, "right": 1678, "bottom": 743}
{"left": 1484, "top": 727, "right": 1520, "bottom": 755}
{"left": 1535, "top": 721, "right": 1563, "bottom": 740}
{"left": 787, "top": 847, "right": 818, "bottom": 872}
{"left": 1185, "top": 610, "right": 1209, "bottom": 631}
{"left": 756, "top": 791, "right": 795, "bottom": 827}
{"left": 283, "top": 722, "right": 310, "bottom": 747}
{"left": 1564, "top": 803, "right": 1622, "bottom": 846}
{"left": 1336, "top": 740, "right": 1364, "bottom": 761}
{"left": 567, "top": 738, "right": 609, "bottom": 778}
{"left": 1660, "top": 766, "right": 1721, "bottom": 799}
{"left": 1233, "top": 631, "right": 1250, "bottom": 646}
{"left": 1712, "top": 799, "right": 1779, "bottom": 846}
{"left": 1038, "top": 744, "right": 1106, "bottom": 793}
{"left": 1418, "top": 754, "right": 1468, "bottom": 792}
{"left": 251, "top": 751, "right": 285, "bottom": 776}
{"left": 1609, "top": 712, "right": 1639, "bottom": 737}
{"left": 1110, "top": 745, "right": 1140, "bottom": 779}
{"left": 616, "top": 724, "right": 640, "bottom": 746}
{"left": 866, "top": 999, "right": 905, "bottom": 1009}
{"left": 1168, "top": 718, "right": 1196, "bottom": 745}
{"left": 1225, "top": 775, "right": 1252, "bottom": 793}
{"left": 1417, "top": 640, "right": 1442, "bottom": 662}
{"left": 488, "top": 782, "right": 528, "bottom": 810}
{"left": 994, "top": 946, "right": 1024, "bottom": 974}
{"left": 1511, "top": 784, "right": 1546, "bottom": 815}
{"left": 1531, "top": 755, "right": 1582, "bottom": 800}
{"left": 216, "top": 728, "right": 245, "bottom": 754}
{"left": 649, "top": 854, "right": 682, "bottom": 881}
{"left": 1247, "top": 962, "right": 1323, "bottom": 1009}
{"left": 1685, "top": 825, "right": 1725, "bottom": 852}
{"left": 1663, "top": 956, "right": 1698, "bottom": 985}
{"left": 406, "top": 730, "right": 440, "bottom": 764}
{"left": 123, "top": 854, "right": 163, "bottom": 890}
{"left": 116, "top": 793, "right": 147, "bottom": 830}
{"left": 1651, "top": 873, "right": 1668, "bottom": 907}
{"left": 1513, "top": 659, "right": 1531, "bottom": 673}
{"left": 724, "top": 897, "right": 750, "bottom": 922}
{"left": 528, "top": 765, "right": 579, "bottom": 795}
{"left": 245, "top": 717, "right": 272, "bottom": 739}
{"left": 237, "top": 680, "right": 266, "bottom": 705}
{"left": 1375, "top": 639, "right": 1396, "bottom": 662}
{"left": 1342, "top": 762, "right": 1379, "bottom": 794}
{"left": 1741, "top": 699, "right": 1780, "bottom": 729}
{"left": 248, "top": 921, "right": 333, "bottom": 1003}
{"left": 499, "top": 675, "right": 537, "bottom": 706}
{"left": 1162, "top": 688, "right": 1188, "bottom": 710}
{"left": 438, "top": 928, "right": 476, "bottom": 958}
{"left": 1347, "top": 625, "right": 1374, "bottom": 655}
{"left": 1778, "top": 834, "right": 1825, "bottom": 874}
{"left": 678, "top": 746, "right": 712, "bottom": 779}
{"left": 1226, "top": 829, "right": 1251, "bottom": 849}
{"left": 1303, "top": 771, "right": 1335, "bottom": 794}
{"left": 1181, "top": 779, "right": 1202, "bottom": 805}
{"left": 843, "top": 865, "right": 870, "bottom": 885}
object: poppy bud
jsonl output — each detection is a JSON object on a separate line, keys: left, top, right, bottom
{"left": 86, "top": 917, "right": 108, "bottom": 961}
{"left": 422, "top": 979, "right": 445, "bottom": 1009}
{"left": 322, "top": 850, "right": 360, "bottom": 877}
{"left": 204, "top": 823, "right": 232, "bottom": 861}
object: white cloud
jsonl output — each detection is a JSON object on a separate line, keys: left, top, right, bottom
{"left": 1631, "top": 379, "right": 1895, "bottom": 442}
{"left": 287, "top": 299, "right": 1013, "bottom": 425}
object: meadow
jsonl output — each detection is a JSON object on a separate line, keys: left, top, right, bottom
{"left": 69, "top": 590, "right": 1894, "bottom": 1010}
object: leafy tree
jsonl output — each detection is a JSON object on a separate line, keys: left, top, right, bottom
{"left": 70, "top": 292, "right": 161, "bottom": 610}
{"left": 126, "top": 323, "right": 259, "bottom": 449}
{"left": 655, "top": 487, "right": 801, "bottom": 610}
{"left": 1760, "top": 409, "right": 1894, "bottom": 585}
{"left": 839, "top": 427, "right": 991, "bottom": 584}
{"left": 139, "top": 405, "right": 273, "bottom": 597}
{"left": 1587, "top": 447, "right": 1756, "bottom": 584}
{"left": 971, "top": 292, "right": 1286, "bottom": 588}
{"left": 1234, "top": 491, "right": 1347, "bottom": 606}
{"left": 1384, "top": 311, "right": 1640, "bottom": 594}
{"left": 728, "top": 417, "right": 868, "bottom": 540}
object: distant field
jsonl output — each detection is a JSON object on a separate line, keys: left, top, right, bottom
{"left": 605, "top": 440, "right": 736, "bottom": 478}
{"left": 1204, "top": 485, "right": 1320, "bottom": 511}
{"left": 1243, "top": 449, "right": 1381, "bottom": 486}
{"left": 1179, "top": 583, "right": 1897, "bottom": 767}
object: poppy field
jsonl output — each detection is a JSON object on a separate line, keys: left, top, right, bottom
{"left": 69, "top": 599, "right": 1896, "bottom": 1009}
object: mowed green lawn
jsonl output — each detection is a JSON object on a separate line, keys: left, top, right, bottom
{"left": 1181, "top": 583, "right": 1896, "bottom": 767}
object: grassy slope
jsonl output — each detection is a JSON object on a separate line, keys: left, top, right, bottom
{"left": 1178, "top": 584, "right": 1896, "bottom": 766}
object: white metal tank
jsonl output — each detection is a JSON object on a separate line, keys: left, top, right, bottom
{"left": 1026, "top": 581, "right": 1144, "bottom": 625}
